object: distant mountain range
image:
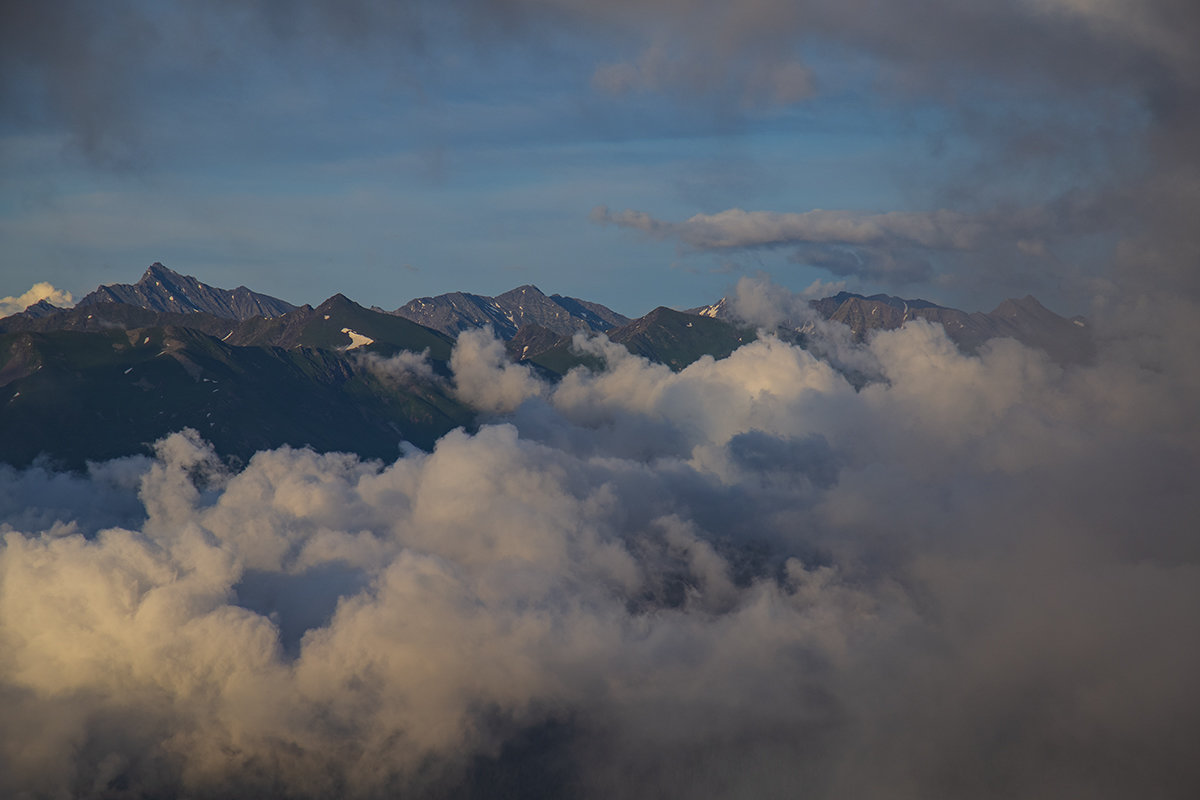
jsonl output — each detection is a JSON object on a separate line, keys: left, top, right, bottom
{"left": 1, "top": 263, "right": 1092, "bottom": 467}
{"left": 692, "top": 290, "right": 1093, "bottom": 365}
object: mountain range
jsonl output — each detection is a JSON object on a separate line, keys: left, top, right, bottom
{"left": 394, "top": 284, "right": 630, "bottom": 338}
{"left": 1, "top": 263, "right": 1092, "bottom": 468}
{"left": 693, "top": 290, "right": 1093, "bottom": 364}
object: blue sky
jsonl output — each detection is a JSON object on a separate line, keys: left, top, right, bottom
{"left": 2, "top": 1, "right": 1194, "bottom": 317}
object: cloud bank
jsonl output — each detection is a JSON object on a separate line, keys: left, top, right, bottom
{"left": 3, "top": 279, "right": 1198, "bottom": 798}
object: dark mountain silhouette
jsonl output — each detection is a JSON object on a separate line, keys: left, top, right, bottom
{"left": 78, "top": 262, "right": 296, "bottom": 320}
{"left": 395, "top": 284, "right": 628, "bottom": 339}
{"left": 0, "top": 264, "right": 1098, "bottom": 467}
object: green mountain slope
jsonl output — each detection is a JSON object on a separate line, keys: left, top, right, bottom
{"left": 516, "top": 307, "right": 757, "bottom": 376}
{"left": 608, "top": 307, "right": 756, "bottom": 371}
{"left": 0, "top": 326, "right": 471, "bottom": 469}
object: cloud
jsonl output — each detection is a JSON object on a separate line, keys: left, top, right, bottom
{"left": 593, "top": 205, "right": 1023, "bottom": 285}
{"left": 5, "top": 278, "right": 1197, "bottom": 797}
{"left": 592, "top": 42, "right": 815, "bottom": 108}
{"left": 7, "top": 1, "right": 1195, "bottom": 159}
{"left": 593, "top": 206, "right": 989, "bottom": 250}
{"left": 359, "top": 348, "right": 440, "bottom": 384}
{"left": 0, "top": 455, "right": 148, "bottom": 537}
{"left": 591, "top": 193, "right": 1130, "bottom": 290}
{"left": 589, "top": 0, "right": 1200, "bottom": 300}
{"left": 1030, "top": 0, "right": 1199, "bottom": 78}
{"left": 0, "top": 282, "right": 74, "bottom": 316}
{"left": 451, "top": 326, "right": 546, "bottom": 414}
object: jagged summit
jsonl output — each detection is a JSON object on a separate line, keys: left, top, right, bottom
{"left": 78, "top": 262, "right": 296, "bottom": 321}
{"left": 991, "top": 294, "right": 1059, "bottom": 322}
{"left": 394, "top": 284, "right": 629, "bottom": 339}
{"left": 500, "top": 284, "right": 543, "bottom": 296}
{"left": 316, "top": 293, "right": 356, "bottom": 311}
{"left": 142, "top": 262, "right": 174, "bottom": 282}
{"left": 12, "top": 299, "right": 65, "bottom": 319}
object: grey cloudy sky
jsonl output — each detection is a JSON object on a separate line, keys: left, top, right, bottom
{"left": 2, "top": 0, "right": 1197, "bottom": 314}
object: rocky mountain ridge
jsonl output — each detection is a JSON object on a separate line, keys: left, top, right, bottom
{"left": 1, "top": 263, "right": 1098, "bottom": 467}
{"left": 693, "top": 290, "right": 1093, "bottom": 364}
{"left": 16, "top": 264, "right": 1090, "bottom": 364}
{"left": 77, "top": 262, "right": 297, "bottom": 320}
{"left": 395, "top": 284, "right": 629, "bottom": 339}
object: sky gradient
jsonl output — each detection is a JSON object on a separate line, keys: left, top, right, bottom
{"left": 2, "top": 1, "right": 1197, "bottom": 317}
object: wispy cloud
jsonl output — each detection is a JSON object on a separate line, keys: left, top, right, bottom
{"left": 591, "top": 202, "right": 1098, "bottom": 285}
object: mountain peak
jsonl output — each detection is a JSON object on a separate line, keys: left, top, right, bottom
{"left": 138, "top": 262, "right": 191, "bottom": 290}
{"left": 991, "top": 294, "right": 1052, "bottom": 320}
{"left": 13, "top": 298, "right": 65, "bottom": 319}
{"left": 317, "top": 293, "right": 360, "bottom": 311}
{"left": 78, "top": 264, "right": 297, "bottom": 320}
{"left": 496, "top": 284, "right": 546, "bottom": 301}
{"left": 143, "top": 261, "right": 175, "bottom": 277}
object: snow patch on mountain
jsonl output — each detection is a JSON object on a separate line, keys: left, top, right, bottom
{"left": 340, "top": 329, "right": 374, "bottom": 350}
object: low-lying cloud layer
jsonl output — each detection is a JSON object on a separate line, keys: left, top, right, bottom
{"left": 3, "top": 279, "right": 1197, "bottom": 798}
